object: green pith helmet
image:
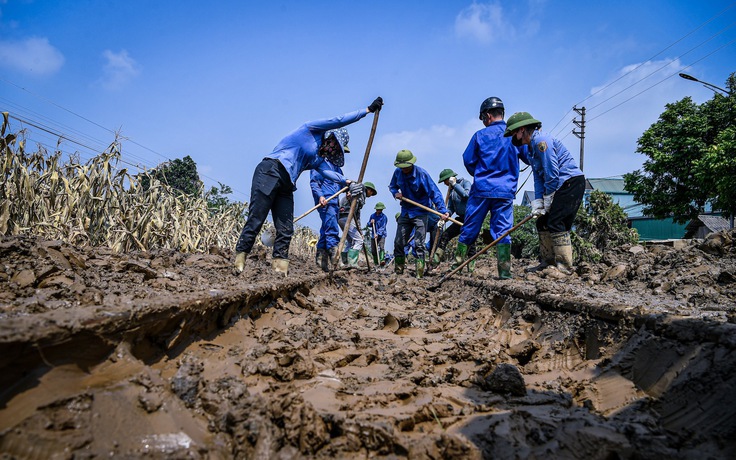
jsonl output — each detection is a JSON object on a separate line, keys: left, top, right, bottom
{"left": 395, "top": 212, "right": 401, "bottom": 220}
{"left": 504, "top": 112, "right": 542, "bottom": 137}
{"left": 364, "top": 181, "right": 377, "bottom": 194}
{"left": 438, "top": 168, "right": 457, "bottom": 183}
{"left": 375, "top": 202, "right": 386, "bottom": 210}
{"left": 394, "top": 149, "right": 417, "bottom": 168}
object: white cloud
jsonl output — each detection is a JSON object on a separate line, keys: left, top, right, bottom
{"left": 0, "top": 37, "right": 64, "bottom": 75}
{"left": 570, "top": 58, "right": 689, "bottom": 179}
{"left": 98, "top": 49, "right": 141, "bottom": 91}
{"left": 455, "top": 2, "right": 513, "bottom": 44}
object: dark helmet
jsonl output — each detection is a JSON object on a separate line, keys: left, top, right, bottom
{"left": 479, "top": 97, "right": 504, "bottom": 119}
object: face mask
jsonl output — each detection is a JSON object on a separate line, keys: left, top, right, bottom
{"left": 511, "top": 135, "right": 523, "bottom": 147}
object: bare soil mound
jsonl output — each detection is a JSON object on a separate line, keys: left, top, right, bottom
{"left": 1, "top": 231, "right": 735, "bottom": 458}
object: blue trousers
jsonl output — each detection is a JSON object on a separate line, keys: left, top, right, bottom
{"left": 316, "top": 202, "right": 340, "bottom": 250}
{"left": 459, "top": 196, "right": 513, "bottom": 246}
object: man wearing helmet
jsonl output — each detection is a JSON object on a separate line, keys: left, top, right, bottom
{"left": 432, "top": 168, "right": 475, "bottom": 271}
{"left": 454, "top": 97, "right": 529, "bottom": 279}
{"left": 234, "top": 97, "right": 383, "bottom": 276}
{"left": 390, "top": 149, "right": 449, "bottom": 279}
{"left": 310, "top": 158, "right": 343, "bottom": 272}
{"left": 369, "top": 202, "right": 388, "bottom": 266}
{"left": 504, "top": 112, "right": 585, "bottom": 274}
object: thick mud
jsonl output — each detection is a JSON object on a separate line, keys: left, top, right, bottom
{"left": 1, "top": 232, "right": 735, "bottom": 459}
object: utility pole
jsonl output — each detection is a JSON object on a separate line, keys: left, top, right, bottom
{"left": 572, "top": 106, "right": 586, "bottom": 172}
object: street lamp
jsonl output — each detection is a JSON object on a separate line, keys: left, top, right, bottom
{"left": 679, "top": 72, "right": 734, "bottom": 229}
{"left": 678, "top": 72, "right": 730, "bottom": 95}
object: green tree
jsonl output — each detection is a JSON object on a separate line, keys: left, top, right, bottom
{"left": 140, "top": 155, "right": 203, "bottom": 196}
{"left": 624, "top": 73, "right": 735, "bottom": 223}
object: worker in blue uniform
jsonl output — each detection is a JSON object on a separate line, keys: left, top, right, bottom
{"left": 234, "top": 97, "right": 383, "bottom": 276}
{"left": 433, "top": 168, "right": 475, "bottom": 271}
{"left": 389, "top": 149, "right": 449, "bottom": 278}
{"left": 455, "top": 96, "right": 529, "bottom": 279}
{"left": 504, "top": 112, "right": 585, "bottom": 274}
{"left": 309, "top": 158, "right": 343, "bottom": 272}
{"left": 368, "top": 202, "right": 388, "bottom": 265}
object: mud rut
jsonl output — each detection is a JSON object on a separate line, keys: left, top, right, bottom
{"left": 1, "top": 235, "right": 735, "bottom": 459}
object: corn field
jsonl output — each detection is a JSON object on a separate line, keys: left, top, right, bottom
{"left": 0, "top": 115, "right": 250, "bottom": 254}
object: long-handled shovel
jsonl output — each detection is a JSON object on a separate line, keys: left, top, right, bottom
{"left": 427, "top": 186, "right": 452, "bottom": 272}
{"left": 371, "top": 220, "right": 379, "bottom": 265}
{"left": 398, "top": 197, "right": 463, "bottom": 226}
{"left": 333, "top": 108, "right": 380, "bottom": 273}
{"left": 294, "top": 186, "right": 348, "bottom": 223}
{"left": 428, "top": 214, "right": 535, "bottom": 291}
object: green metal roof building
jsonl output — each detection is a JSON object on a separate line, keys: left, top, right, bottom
{"left": 520, "top": 177, "right": 689, "bottom": 241}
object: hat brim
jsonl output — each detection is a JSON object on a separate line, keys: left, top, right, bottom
{"left": 503, "top": 118, "right": 541, "bottom": 137}
{"left": 394, "top": 155, "right": 417, "bottom": 168}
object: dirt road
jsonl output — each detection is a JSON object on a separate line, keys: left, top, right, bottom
{"left": 1, "top": 231, "right": 735, "bottom": 458}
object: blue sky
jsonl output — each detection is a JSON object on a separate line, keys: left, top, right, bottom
{"left": 1, "top": 1, "right": 735, "bottom": 252}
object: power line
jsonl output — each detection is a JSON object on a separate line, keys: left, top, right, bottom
{"left": 587, "top": 21, "right": 736, "bottom": 113}
{"left": 1, "top": 88, "right": 249, "bottom": 199}
{"left": 546, "top": 2, "right": 736, "bottom": 134}
{"left": 588, "top": 36, "right": 736, "bottom": 123}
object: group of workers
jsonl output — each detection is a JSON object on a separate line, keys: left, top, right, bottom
{"left": 233, "top": 95, "right": 585, "bottom": 280}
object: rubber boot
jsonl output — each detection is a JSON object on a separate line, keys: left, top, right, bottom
{"left": 467, "top": 259, "right": 476, "bottom": 274}
{"left": 234, "top": 252, "right": 246, "bottom": 274}
{"left": 416, "top": 258, "right": 426, "bottom": 279}
{"left": 551, "top": 231, "right": 574, "bottom": 275}
{"left": 341, "top": 251, "right": 349, "bottom": 266}
{"left": 315, "top": 248, "right": 324, "bottom": 269}
{"left": 432, "top": 248, "right": 444, "bottom": 266}
{"left": 319, "top": 248, "right": 330, "bottom": 272}
{"left": 452, "top": 243, "right": 468, "bottom": 270}
{"left": 496, "top": 243, "right": 512, "bottom": 279}
{"left": 347, "top": 248, "right": 360, "bottom": 267}
{"left": 379, "top": 250, "right": 385, "bottom": 266}
{"left": 272, "top": 258, "right": 289, "bottom": 277}
{"left": 372, "top": 250, "right": 379, "bottom": 265}
{"left": 394, "top": 255, "right": 406, "bottom": 274}
{"left": 327, "top": 247, "right": 338, "bottom": 270}
{"left": 526, "top": 231, "right": 554, "bottom": 272}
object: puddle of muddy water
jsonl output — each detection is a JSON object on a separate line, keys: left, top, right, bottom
{"left": 1, "top": 263, "right": 735, "bottom": 458}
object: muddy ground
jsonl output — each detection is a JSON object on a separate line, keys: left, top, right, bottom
{"left": 1, "top": 231, "right": 735, "bottom": 459}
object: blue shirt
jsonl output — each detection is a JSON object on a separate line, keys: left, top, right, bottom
{"left": 310, "top": 162, "right": 343, "bottom": 205}
{"left": 528, "top": 131, "right": 584, "bottom": 199}
{"left": 389, "top": 165, "right": 448, "bottom": 218}
{"left": 462, "top": 120, "right": 529, "bottom": 199}
{"left": 265, "top": 108, "right": 367, "bottom": 188}
{"left": 448, "top": 176, "right": 471, "bottom": 217}
{"left": 368, "top": 211, "right": 388, "bottom": 238}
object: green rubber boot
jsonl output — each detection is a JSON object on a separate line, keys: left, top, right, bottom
{"left": 497, "top": 243, "right": 512, "bottom": 279}
{"left": 394, "top": 255, "right": 406, "bottom": 274}
{"left": 467, "top": 259, "right": 476, "bottom": 274}
{"left": 452, "top": 243, "right": 468, "bottom": 270}
{"left": 416, "top": 258, "right": 426, "bottom": 279}
{"left": 347, "top": 248, "right": 360, "bottom": 267}
{"left": 432, "top": 247, "right": 444, "bottom": 266}
{"left": 379, "top": 250, "right": 385, "bottom": 266}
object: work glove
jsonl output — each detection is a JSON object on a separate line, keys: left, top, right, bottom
{"left": 368, "top": 97, "right": 384, "bottom": 113}
{"left": 349, "top": 181, "right": 366, "bottom": 206}
{"left": 531, "top": 199, "right": 545, "bottom": 217}
{"left": 543, "top": 192, "right": 555, "bottom": 212}
{"left": 437, "top": 219, "right": 445, "bottom": 228}
{"left": 448, "top": 176, "right": 457, "bottom": 186}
